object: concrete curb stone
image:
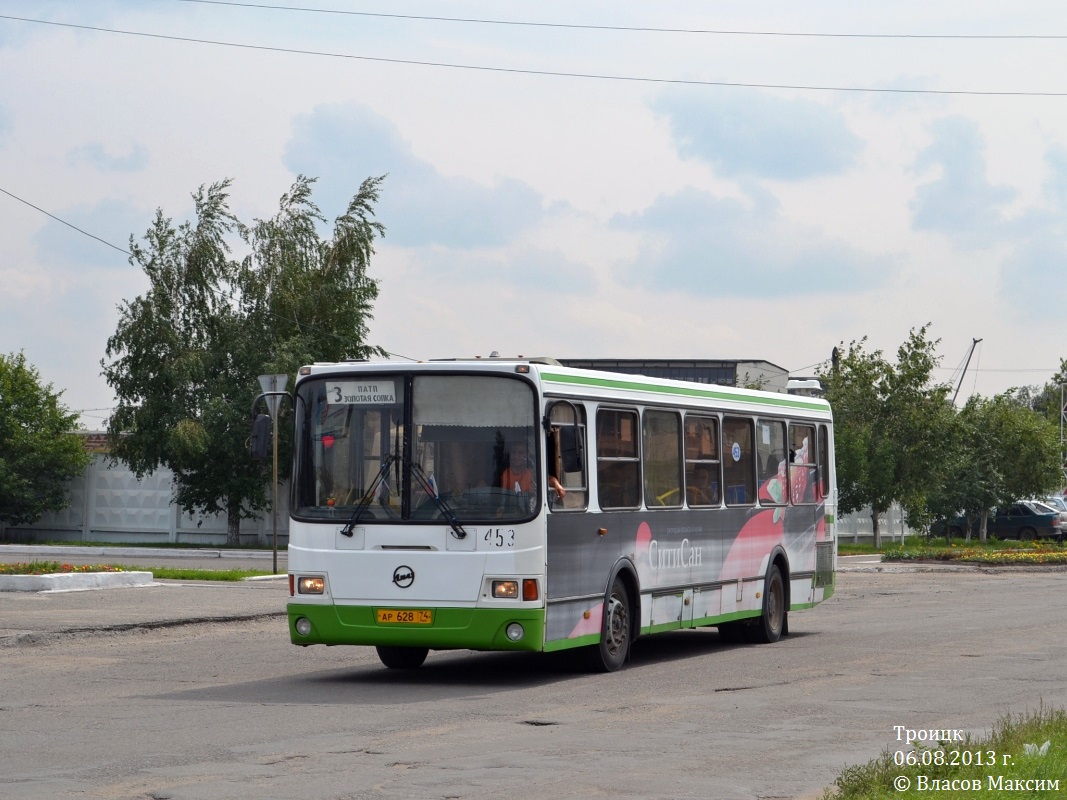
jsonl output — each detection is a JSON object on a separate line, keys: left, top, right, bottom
{"left": 0, "top": 571, "right": 156, "bottom": 592}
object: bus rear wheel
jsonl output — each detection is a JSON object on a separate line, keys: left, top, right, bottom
{"left": 586, "top": 577, "right": 631, "bottom": 672}
{"left": 751, "top": 564, "right": 786, "bottom": 644}
{"left": 376, "top": 645, "right": 429, "bottom": 669}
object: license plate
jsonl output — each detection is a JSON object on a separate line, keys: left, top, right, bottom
{"left": 376, "top": 608, "right": 433, "bottom": 625}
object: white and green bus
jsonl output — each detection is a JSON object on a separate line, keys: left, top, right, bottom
{"left": 285, "top": 357, "right": 836, "bottom": 671}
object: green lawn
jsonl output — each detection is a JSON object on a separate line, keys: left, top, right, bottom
{"left": 0, "top": 561, "right": 273, "bottom": 581}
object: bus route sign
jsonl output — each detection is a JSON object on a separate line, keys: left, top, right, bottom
{"left": 327, "top": 381, "right": 397, "bottom": 405}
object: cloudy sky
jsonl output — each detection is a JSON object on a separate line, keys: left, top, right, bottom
{"left": 2, "top": 1, "right": 1067, "bottom": 428}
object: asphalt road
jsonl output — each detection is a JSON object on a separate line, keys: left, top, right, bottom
{"left": 1, "top": 558, "right": 1065, "bottom": 800}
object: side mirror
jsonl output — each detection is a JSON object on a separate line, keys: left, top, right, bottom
{"left": 250, "top": 414, "right": 272, "bottom": 460}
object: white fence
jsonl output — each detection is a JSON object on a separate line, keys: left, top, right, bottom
{"left": 835, "top": 503, "right": 916, "bottom": 543}
{"left": 0, "top": 455, "right": 288, "bottom": 547}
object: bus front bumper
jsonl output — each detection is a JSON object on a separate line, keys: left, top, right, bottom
{"left": 288, "top": 603, "right": 546, "bottom": 651}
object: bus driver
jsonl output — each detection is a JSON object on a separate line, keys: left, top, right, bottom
{"left": 500, "top": 440, "right": 565, "bottom": 501}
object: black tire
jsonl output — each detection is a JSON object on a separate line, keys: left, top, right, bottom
{"left": 376, "top": 645, "right": 429, "bottom": 669}
{"left": 949, "top": 526, "right": 965, "bottom": 539}
{"left": 751, "top": 564, "right": 786, "bottom": 644}
{"left": 585, "top": 577, "right": 632, "bottom": 672}
{"left": 1019, "top": 527, "right": 1036, "bottom": 541}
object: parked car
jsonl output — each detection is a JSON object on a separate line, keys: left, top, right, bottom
{"left": 1033, "top": 496, "right": 1067, "bottom": 530}
{"left": 939, "top": 502, "right": 1063, "bottom": 541}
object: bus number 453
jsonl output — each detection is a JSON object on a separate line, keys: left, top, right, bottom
{"left": 484, "top": 529, "right": 515, "bottom": 548}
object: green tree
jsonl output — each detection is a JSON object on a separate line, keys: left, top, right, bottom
{"left": 931, "top": 393, "right": 1061, "bottom": 540}
{"left": 0, "top": 352, "right": 92, "bottom": 526}
{"left": 985, "top": 392, "right": 1062, "bottom": 506}
{"left": 820, "top": 326, "right": 951, "bottom": 547}
{"left": 103, "top": 176, "right": 386, "bottom": 545}
{"left": 929, "top": 396, "right": 1004, "bottom": 541}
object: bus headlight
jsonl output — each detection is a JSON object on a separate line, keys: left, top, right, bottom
{"left": 506, "top": 623, "right": 524, "bottom": 641}
{"left": 295, "top": 617, "right": 312, "bottom": 636}
{"left": 297, "top": 576, "right": 325, "bottom": 594}
{"left": 492, "top": 580, "right": 518, "bottom": 599}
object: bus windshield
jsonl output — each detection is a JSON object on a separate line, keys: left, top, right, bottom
{"left": 292, "top": 373, "right": 539, "bottom": 523}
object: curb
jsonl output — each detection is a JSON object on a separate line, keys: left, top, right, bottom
{"left": 0, "top": 571, "right": 155, "bottom": 593}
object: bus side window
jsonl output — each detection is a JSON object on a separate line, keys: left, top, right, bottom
{"left": 789, "top": 423, "right": 818, "bottom": 505}
{"left": 721, "top": 417, "right": 755, "bottom": 506}
{"left": 684, "top": 415, "right": 720, "bottom": 507}
{"left": 756, "top": 419, "right": 786, "bottom": 506}
{"left": 818, "top": 425, "right": 830, "bottom": 500}
{"left": 597, "top": 408, "right": 641, "bottom": 509}
{"left": 643, "top": 410, "right": 682, "bottom": 508}
{"left": 547, "top": 402, "right": 588, "bottom": 510}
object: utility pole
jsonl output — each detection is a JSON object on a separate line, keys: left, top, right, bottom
{"left": 951, "top": 338, "right": 982, "bottom": 406}
{"left": 1061, "top": 384, "right": 1067, "bottom": 488}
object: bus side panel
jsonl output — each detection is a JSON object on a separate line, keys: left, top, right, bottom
{"left": 544, "top": 501, "right": 830, "bottom": 647}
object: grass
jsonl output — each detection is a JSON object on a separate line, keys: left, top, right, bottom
{"left": 838, "top": 542, "right": 883, "bottom": 555}
{"left": 822, "top": 705, "right": 1067, "bottom": 799}
{"left": 1, "top": 538, "right": 278, "bottom": 550}
{"left": 0, "top": 560, "right": 274, "bottom": 581}
{"left": 139, "top": 566, "right": 275, "bottom": 581}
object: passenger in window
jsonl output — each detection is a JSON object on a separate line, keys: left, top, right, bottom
{"left": 500, "top": 440, "right": 537, "bottom": 493}
{"left": 544, "top": 433, "right": 567, "bottom": 501}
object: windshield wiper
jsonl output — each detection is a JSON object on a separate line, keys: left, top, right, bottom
{"left": 409, "top": 462, "right": 467, "bottom": 539}
{"left": 340, "top": 454, "right": 396, "bottom": 537}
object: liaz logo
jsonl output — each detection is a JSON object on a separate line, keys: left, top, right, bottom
{"left": 392, "top": 566, "right": 415, "bottom": 588}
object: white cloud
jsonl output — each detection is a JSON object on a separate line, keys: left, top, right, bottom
{"left": 67, "top": 142, "right": 149, "bottom": 173}
{"left": 283, "top": 103, "right": 549, "bottom": 248}
{"left": 652, "top": 88, "right": 862, "bottom": 180}
{"left": 911, "top": 116, "right": 1016, "bottom": 246}
{"left": 611, "top": 185, "right": 892, "bottom": 296}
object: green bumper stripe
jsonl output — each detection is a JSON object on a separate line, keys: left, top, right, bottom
{"left": 288, "top": 603, "right": 545, "bottom": 651}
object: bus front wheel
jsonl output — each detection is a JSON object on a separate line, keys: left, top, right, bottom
{"left": 586, "top": 577, "right": 632, "bottom": 672}
{"left": 376, "top": 645, "right": 429, "bottom": 669}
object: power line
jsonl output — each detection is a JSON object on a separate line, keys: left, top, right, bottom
{"left": 0, "top": 182, "right": 414, "bottom": 362}
{"left": 3, "top": 14, "right": 1067, "bottom": 97}
{"left": 0, "top": 186, "right": 131, "bottom": 256}
{"left": 176, "top": 0, "right": 1067, "bottom": 40}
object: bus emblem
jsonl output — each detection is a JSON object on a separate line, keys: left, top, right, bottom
{"left": 392, "top": 566, "right": 415, "bottom": 588}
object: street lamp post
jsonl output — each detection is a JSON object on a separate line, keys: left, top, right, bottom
{"left": 256, "top": 374, "right": 289, "bottom": 574}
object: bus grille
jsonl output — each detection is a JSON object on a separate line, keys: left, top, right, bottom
{"left": 814, "top": 541, "right": 834, "bottom": 588}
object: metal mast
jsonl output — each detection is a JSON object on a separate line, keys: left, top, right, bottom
{"left": 951, "top": 338, "right": 982, "bottom": 406}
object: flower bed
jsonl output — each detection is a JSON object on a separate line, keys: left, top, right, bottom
{"left": 0, "top": 561, "right": 126, "bottom": 576}
{"left": 883, "top": 542, "right": 1067, "bottom": 565}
